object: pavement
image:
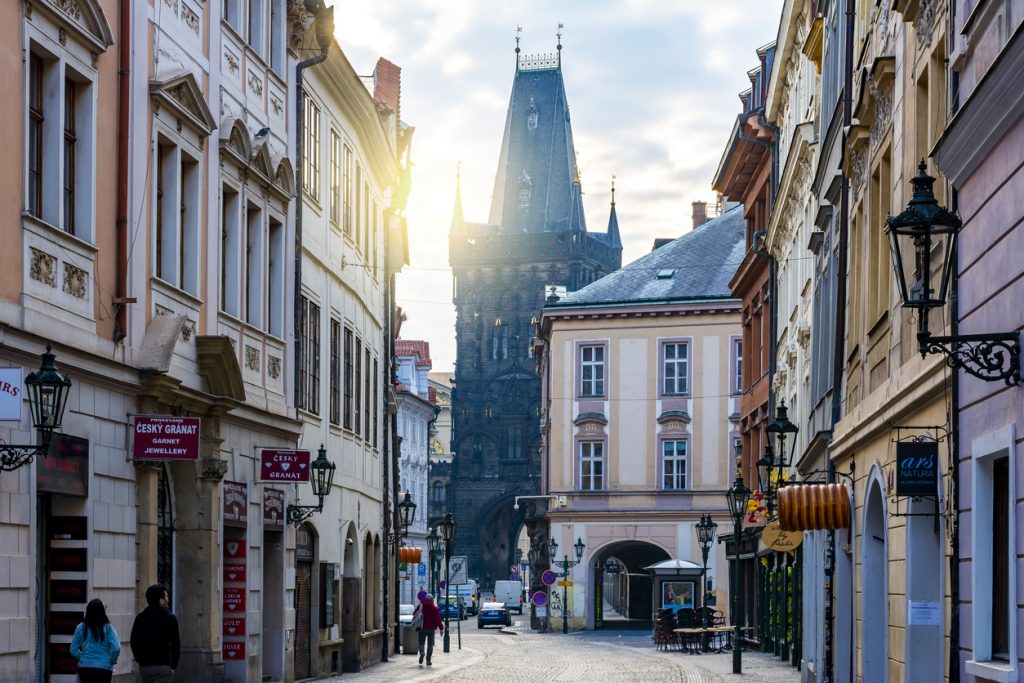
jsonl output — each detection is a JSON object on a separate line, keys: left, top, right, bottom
{"left": 323, "top": 616, "right": 801, "bottom": 682}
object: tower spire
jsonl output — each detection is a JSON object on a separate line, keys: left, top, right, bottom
{"left": 557, "top": 22, "right": 563, "bottom": 67}
{"left": 450, "top": 162, "right": 465, "bottom": 234}
{"left": 610, "top": 175, "right": 616, "bottom": 207}
{"left": 606, "top": 175, "right": 621, "bottom": 249}
{"left": 515, "top": 25, "right": 522, "bottom": 71}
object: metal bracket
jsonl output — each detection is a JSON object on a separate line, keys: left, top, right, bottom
{"left": 286, "top": 503, "right": 322, "bottom": 525}
{"left": 920, "top": 331, "right": 1021, "bottom": 385}
{"left": 0, "top": 444, "right": 47, "bottom": 472}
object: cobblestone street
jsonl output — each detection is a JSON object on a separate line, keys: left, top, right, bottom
{"left": 326, "top": 617, "right": 801, "bottom": 683}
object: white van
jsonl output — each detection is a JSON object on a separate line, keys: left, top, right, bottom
{"left": 493, "top": 580, "right": 524, "bottom": 614}
{"left": 452, "top": 579, "right": 479, "bottom": 615}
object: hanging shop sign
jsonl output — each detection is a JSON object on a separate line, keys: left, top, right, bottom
{"left": 777, "top": 483, "right": 851, "bottom": 532}
{"left": 263, "top": 488, "right": 285, "bottom": 532}
{"left": 223, "top": 481, "right": 248, "bottom": 528}
{"left": 38, "top": 434, "right": 89, "bottom": 497}
{"left": 896, "top": 441, "right": 939, "bottom": 497}
{"left": 132, "top": 416, "right": 200, "bottom": 460}
{"left": 258, "top": 449, "right": 311, "bottom": 482}
{"left": 0, "top": 367, "right": 22, "bottom": 421}
{"left": 762, "top": 520, "right": 804, "bottom": 552}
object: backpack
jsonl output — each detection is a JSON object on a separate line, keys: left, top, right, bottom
{"left": 411, "top": 607, "right": 424, "bottom": 631}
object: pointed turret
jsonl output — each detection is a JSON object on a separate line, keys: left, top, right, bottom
{"left": 606, "top": 177, "right": 622, "bottom": 249}
{"left": 450, "top": 165, "right": 465, "bottom": 235}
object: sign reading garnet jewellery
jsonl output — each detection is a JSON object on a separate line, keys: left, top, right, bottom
{"left": 132, "top": 416, "right": 200, "bottom": 460}
{"left": 895, "top": 441, "right": 939, "bottom": 497}
{"left": 258, "top": 449, "right": 310, "bottom": 481}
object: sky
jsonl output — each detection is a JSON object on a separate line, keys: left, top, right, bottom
{"left": 333, "top": 1, "right": 784, "bottom": 372}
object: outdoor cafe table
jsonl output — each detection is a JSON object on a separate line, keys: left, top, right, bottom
{"left": 672, "top": 626, "right": 755, "bottom": 653}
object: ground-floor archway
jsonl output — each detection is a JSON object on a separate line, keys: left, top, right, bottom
{"left": 590, "top": 541, "right": 671, "bottom": 628}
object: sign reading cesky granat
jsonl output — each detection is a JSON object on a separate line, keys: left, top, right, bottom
{"left": 258, "top": 449, "right": 310, "bottom": 482}
{"left": 896, "top": 441, "right": 939, "bottom": 497}
{"left": 132, "top": 416, "right": 200, "bottom": 460}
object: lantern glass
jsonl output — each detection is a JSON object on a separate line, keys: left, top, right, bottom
{"left": 399, "top": 491, "right": 417, "bottom": 529}
{"left": 438, "top": 512, "right": 456, "bottom": 542}
{"left": 549, "top": 537, "right": 559, "bottom": 559}
{"left": 309, "top": 445, "right": 336, "bottom": 498}
{"left": 24, "top": 346, "right": 72, "bottom": 434}
{"left": 696, "top": 514, "right": 718, "bottom": 548}
{"left": 756, "top": 452, "right": 773, "bottom": 497}
{"left": 427, "top": 527, "right": 442, "bottom": 554}
{"left": 574, "top": 537, "right": 585, "bottom": 561}
{"left": 726, "top": 476, "right": 751, "bottom": 522}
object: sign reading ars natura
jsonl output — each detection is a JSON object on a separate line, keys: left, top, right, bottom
{"left": 895, "top": 441, "right": 939, "bottom": 497}
{"left": 132, "top": 416, "right": 200, "bottom": 460}
{"left": 258, "top": 449, "right": 311, "bottom": 482}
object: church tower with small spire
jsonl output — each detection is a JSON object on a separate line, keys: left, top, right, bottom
{"left": 447, "top": 33, "right": 622, "bottom": 587}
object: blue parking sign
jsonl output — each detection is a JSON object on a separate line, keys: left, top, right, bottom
{"left": 417, "top": 563, "right": 427, "bottom": 577}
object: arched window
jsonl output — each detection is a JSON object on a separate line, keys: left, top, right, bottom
{"left": 157, "top": 465, "right": 175, "bottom": 602}
{"left": 432, "top": 480, "right": 445, "bottom": 503}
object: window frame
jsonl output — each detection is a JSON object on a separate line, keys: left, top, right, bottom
{"left": 577, "top": 440, "right": 605, "bottom": 492}
{"left": 660, "top": 438, "right": 689, "bottom": 491}
{"left": 329, "top": 318, "right": 341, "bottom": 426}
{"left": 302, "top": 92, "right": 320, "bottom": 202}
{"left": 660, "top": 339, "right": 691, "bottom": 397}
{"left": 731, "top": 336, "right": 743, "bottom": 396}
{"left": 343, "top": 327, "right": 354, "bottom": 431}
{"left": 577, "top": 342, "right": 608, "bottom": 399}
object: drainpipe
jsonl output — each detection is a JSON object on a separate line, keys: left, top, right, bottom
{"left": 948, "top": 190, "right": 960, "bottom": 683}
{"left": 293, "top": 2, "right": 333, "bottom": 408}
{"left": 115, "top": 0, "right": 130, "bottom": 342}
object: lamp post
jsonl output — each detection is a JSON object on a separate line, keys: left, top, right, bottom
{"left": 427, "top": 526, "right": 442, "bottom": 596}
{"left": 385, "top": 491, "right": 417, "bottom": 651}
{"left": 549, "top": 536, "right": 585, "bottom": 634}
{"left": 886, "top": 160, "right": 1020, "bottom": 384}
{"left": 0, "top": 345, "right": 73, "bottom": 472}
{"left": 760, "top": 400, "right": 799, "bottom": 512}
{"left": 437, "top": 512, "right": 456, "bottom": 652}
{"left": 726, "top": 471, "right": 751, "bottom": 674}
{"left": 286, "top": 445, "right": 337, "bottom": 524}
{"left": 696, "top": 513, "right": 718, "bottom": 652}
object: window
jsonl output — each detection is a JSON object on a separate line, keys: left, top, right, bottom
{"left": 579, "top": 441, "right": 604, "bottom": 491}
{"left": 492, "top": 324, "right": 508, "bottom": 360}
{"left": 155, "top": 138, "right": 201, "bottom": 294}
{"left": 329, "top": 131, "right": 341, "bottom": 225}
{"left": 267, "top": 217, "right": 284, "bottom": 337}
{"left": 354, "top": 165, "right": 362, "bottom": 249}
{"left": 867, "top": 149, "right": 892, "bottom": 323}
{"left": 354, "top": 336, "right": 362, "bottom": 437}
{"left": 662, "top": 440, "right": 687, "bottom": 490}
{"left": 363, "top": 182, "right": 370, "bottom": 252}
{"left": 343, "top": 145, "right": 353, "bottom": 236}
{"left": 580, "top": 345, "right": 605, "bottom": 397}
{"left": 371, "top": 200, "right": 379, "bottom": 278}
{"left": 299, "top": 297, "right": 320, "bottom": 414}
{"left": 303, "top": 93, "right": 320, "bottom": 200}
{"left": 373, "top": 358, "right": 379, "bottom": 447}
{"left": 63, "top": 78, "right": 77, "bottom": 234}
{"left": 329, "top": 319, "right": 341, "bottom": 425}
{"left": 733, "top": 339, "right": 743, "bottom": 395}
{"left": 28, "top": 53, "right": 44, "bottom": 218}
{"left": 245, "top": 202, "right": 263, "bottom": 326}
{"left": 364, "top": 348, "right": 371, "bottom": 437}
{"left": 269, "top": 0, "right": 285, "bottom": 74}
{"left": 248, "top": 0, "right": 265, "bottom": 55}
{"left": 220, "top": 185, "right": 241, "bottom": 315}
{"left": 507, "top": 425, "right": 522, "bottom": 458}
{"left": 432, "top": 481, "right": 445, "bottom": 503}
{"left": 527, "top": 106, "right": 538, "bottom": 130}
{"left": 992, "top": 456, "right": 1009, "bottom": 659}
{"left": 662, "top": 341, "right": 689, "bottom": 395}
{"left": 343, "top": 327, "right": 354, "bottom": 430}
{"left": 223, "top": 0, "right": 241, "bottom": 32}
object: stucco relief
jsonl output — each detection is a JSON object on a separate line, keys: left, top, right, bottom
{"left": 245, "top": 345, "right": 260, "bottom": 372}
{"left": 62, "top": 263, "right": 88, "bottom": 299}
{"left": 268, "top": 355, "right": 281, "bottom": 379}
{"left": 181, "top": 4, "right": 199, "bottom": 35}
{"left": 287, "top": 0, "right": 314, "bottom": 50}
{"left": 180, "top": 319, "right": 194, "bottom": 342}
{"left": 271, "top": 96, "right": 283, "bottom": 115}
{"left": 248, "top": 72, "right": 263, "bottom": 98}
{"left": 224, "top": 51, "right": 240, "bottom": 75}
{"left": 51, "top": 0, "right": 82, "bottom": 21}
{"left": 850, "top": 148, "right": 867, "bottom": 199}
{"left": 869, "top": 81, "right": 893, "bottom": 150}
{"left": 915, "top": 0, "right": 936, "bottom": 49}
{"left": 30, "top": 248, "right": 57, "bottom": 287}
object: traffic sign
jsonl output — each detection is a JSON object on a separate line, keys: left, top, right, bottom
{"left": 508, "top": 573, "right": 518, "bottom": 580}
{"left": 531, "top": 591, "right": 548, "bottom": 607}
{"left": 541, "top": 570, "right": 557, "bottom": 586}
{"left": 557, "top": 580, "right": 573, "bottom": 587}
{"left": 509, "top": 564, "right": 519, "bottom": 574}
{"left": 448, "top": 556, "right": 468, "bottom": 585}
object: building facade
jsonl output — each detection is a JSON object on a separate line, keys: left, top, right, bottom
{"left": 448, "top": 46, "right": 621, "bottom": 588}
{"left": 933, "top": 0, "right": 1024, "bottom": 678}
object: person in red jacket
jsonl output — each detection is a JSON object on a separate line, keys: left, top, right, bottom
{"left": 413, "top": 594, "right": 444, "bottom": 666}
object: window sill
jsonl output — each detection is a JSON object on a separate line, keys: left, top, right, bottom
{"left": 965, "top": 660, "right": 1017, "bottom": 683}
{"left": 577, "top": 395, "right": 607, "bottom": 401}
{"left": 23, "top": 212, "right": 97, "bottom": 256}
{"left": 151, "top": 277, "right": 203, "bottom": 308}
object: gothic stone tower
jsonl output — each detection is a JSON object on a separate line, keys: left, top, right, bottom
{"left": 448, "top": 48, "right": 622, "bottom": 587}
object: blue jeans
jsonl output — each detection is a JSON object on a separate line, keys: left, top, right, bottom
{"left": 417, "top": 629, "right": 435, "bottom": 662}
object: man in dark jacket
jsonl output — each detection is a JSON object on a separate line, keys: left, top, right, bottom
{"left": 130, "top": 585, "right": 180, "bottom": 682}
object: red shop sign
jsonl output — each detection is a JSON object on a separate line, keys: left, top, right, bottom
{"left": 224, "top": 563, "right": 246, "bottom": 583}
{"left": 222, "top": 641, "right": 245, "bottom": 660}
{"left": 224, "top": 540, "right": 246, "bottom": 560}
{"left": 223, "top": 587, "right": 245, "bottom": 612}
{"left": 223, "top": 481, "right": 247, "bottom": 528}
{"left": 133, "top": 416, "right": 200, "bottom": 460}
{"left": 258, "top": 449, "right": 310, "bottom": 482}
{"left": 223, "top": 617, "right": 246, "bottom": 638}
{"left": 263, "top": 488, "right": 284, "bottom": 532}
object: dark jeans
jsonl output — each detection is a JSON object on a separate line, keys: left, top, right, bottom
{"left": 77, "top": 668, "right": 113, "bottom": 683}
{"left": 139, "top": 664, "right": 174, "bottom": 682}
{"left": 417, "top": 629, "right": 435, "bottom": 662}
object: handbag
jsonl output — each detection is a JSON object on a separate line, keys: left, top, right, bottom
{"left": 411, "top": 609, "right": 424, "bottom": 630}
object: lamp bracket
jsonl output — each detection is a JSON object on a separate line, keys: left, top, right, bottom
{"left": 385, "top": 531, "right": 408, "bottom": 548}
{"left": 920, "top": 331, "right": 1021, "bottom": 386}
{"left": 0, "top": 444, "right": 47, "bottom": 472}
{"left": 286, "top": 503, "right": 322, "bottom": 525}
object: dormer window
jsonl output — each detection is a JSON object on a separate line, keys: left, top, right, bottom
{"left": 527, "top": 97, "right": 538, "bottom": 130}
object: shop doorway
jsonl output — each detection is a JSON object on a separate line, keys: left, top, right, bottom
{"left": 861, "top": 478, "right": 888, "bottom": 681}
{"left": 341, "top": 524, "right": 361, "bottom": 672}
{"left": 294, "top": 523, "right": 316, "bottom": 679}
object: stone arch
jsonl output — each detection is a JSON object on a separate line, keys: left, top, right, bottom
{"left": 589, "top": 539, "right": 672, "bottom": 626}
{"left": 472, "top": 491, "right": 528, "bottom": 589}
{"left": 272, "top": 154, "right": 296, "bottom": 196}
{"left": 362, "top": 532, "right": 374, "bottom": 632}
{"left": 861, "top": 467, "right": 888, "bottom": 681}
{"left": 372, "top": 535, "right": 382, "bottom": 629}
{"left": 219, "top": 116, "right": 252, "bottom": 161}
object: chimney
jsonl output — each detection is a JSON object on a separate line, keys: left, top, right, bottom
{"left": 692, "top": 201, "right": 708, "bottom": 229}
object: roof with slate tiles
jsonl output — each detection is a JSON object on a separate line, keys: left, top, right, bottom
{"left": 547, "top": 205, "right": 745, "bottom": 308}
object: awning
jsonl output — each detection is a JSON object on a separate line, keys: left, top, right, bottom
{"left": 777, "top": 483, "right": 851, "bottom": 531}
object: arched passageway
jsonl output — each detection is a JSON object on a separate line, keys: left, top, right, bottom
{"left": 590, "top": 541, "right": 671, "bottom": 628}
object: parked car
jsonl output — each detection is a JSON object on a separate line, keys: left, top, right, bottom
{"left": 398, "top": 604, "right": 415, "bottom": 624}
{"left": 439, "top": 597, "right": 465, "bottom": 620}
{"left": 494, "top": 580, "right": 525, "bottom": 614}
{"left": 477, "top": 602, "right": 511, "bottom": 629}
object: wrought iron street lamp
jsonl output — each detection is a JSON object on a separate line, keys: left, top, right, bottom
{"left": 437, "top": 512, "right": 456, "bottom": 652}
{"left": 385, "top": 491, "right": 418, "bottom": 547}
{"left": 549, "top": 536, "right": 585, "bottom": 634}
{"left": 725, "top": 470, "right": 751, "bottom": 674}
{"left": 695, "top": 513, "right": 718, "bottom": 652}
{"left": 427, "top": 526, "right": 443, "bottom": 596}
{"left": 286, "top": 445, "right": 336, "bottom": 524}
{"left": 886, "top": 160, "right": 1020, "bottom": 384}
{"left": 1, "top": 345, "right": 73, "bottom": 472}
{"left": 761, "top": 401, "right": 799, "bottom": 510}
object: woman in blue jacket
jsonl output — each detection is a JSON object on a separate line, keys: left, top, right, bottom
{"left": 70, "top": 599, "right": 121, "bottom": 683}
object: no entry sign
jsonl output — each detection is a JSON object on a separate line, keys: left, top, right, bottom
{"left": 259, "top": 449, "right": 311, "bottom": 482}
{"left": 133, "top": 416, "right": 200, "bottom": 460}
